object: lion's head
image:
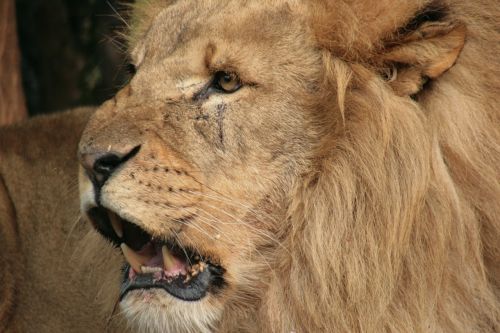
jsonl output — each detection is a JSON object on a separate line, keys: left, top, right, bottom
{"left": 79, "top": 1, "right": 500, "bottom": 332}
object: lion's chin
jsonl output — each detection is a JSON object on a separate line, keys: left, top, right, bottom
{"left": 121, "top": 288, "right": 222, "bottom": 333}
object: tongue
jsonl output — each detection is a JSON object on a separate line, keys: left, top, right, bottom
{"left": 144, "top": 252, "right": 163, "bottom": 267}
{"left": 121, "top": 241, "right": 188, "bottom": 277}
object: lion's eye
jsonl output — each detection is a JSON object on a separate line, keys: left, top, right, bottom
{"left": 213, "top": 71, "right": 242, "bottom": 93}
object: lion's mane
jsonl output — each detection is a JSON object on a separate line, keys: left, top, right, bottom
{"left": 265, "top": 2, "right": 500, "bottom": 332}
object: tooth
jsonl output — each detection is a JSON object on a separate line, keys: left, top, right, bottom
{"left": 141, "top": 266, "right": 163, "bottom": 274}
{"left": 121, "top": 243, "right": 148, "bottom": 273}
{"left": 109, "top": 212, "right": 124, "bottom": 238}
{"left": 199, "top": 262, "right": 206, "bottom": 272}
{"left": 162, "top": 246, "right": 176, "bottom": 270}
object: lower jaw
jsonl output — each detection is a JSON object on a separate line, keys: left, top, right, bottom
{"left": 120, "top": 264, "right": 224, "bottom": 302}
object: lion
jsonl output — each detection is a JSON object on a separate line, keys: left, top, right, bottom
{"left": 76, "top": 0, "right": 500, "bottom": 332}
{"left": 3, "top": 0, "right": 498, "bottom": 331}
{"left": 0, "top": 108, "right": 131, "bottom": 332}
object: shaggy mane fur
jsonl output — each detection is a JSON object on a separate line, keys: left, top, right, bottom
{"left": 271, "top": 2, "right": 500, "bottom": 332}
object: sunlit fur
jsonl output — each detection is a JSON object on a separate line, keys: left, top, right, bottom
{"left": 77, "top": 0, "right": 499, "bottom": 332}
{"left": 121, "top": 289, "right": 221, "bottom": 333}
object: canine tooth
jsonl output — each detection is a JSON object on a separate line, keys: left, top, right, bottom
{"left": 141, "top": 266, "right": 163, "bottom": 274}
{"left": 199, "top": 262, "right": 206, "bottom": 272}
{"left": 109, "top": 212, "right": 124, "bottom": 238}
{"left": 162, "top": 246, "right": 176, "bottom": 270}
{"left": 121, "top": 243, "right": 147, "bottom": 273}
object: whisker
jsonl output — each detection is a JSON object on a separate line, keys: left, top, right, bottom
{"left": 106, "top": 297, "right": 122, "bottom": 329}
{"left": 62, "top": 213, "right": 84, "bottom": 253}
{"left": 176, "top": 188, "right": 278, "bottom": 229}
{"left": 181, "top": 208, "right": 278, "bottom": 278}
{"left": 107, "top": 1, "right": 130, "bottom": 28}
{"left": 186, "top": 199, "right": 289, "bottom": 254}
{"left": 173, "top": 188, "right": 288, "bottom": 252}
{"left": 181, "top": 208, "right": 241, "bottom": 247}
{"left": 104, "top": 35, "right": 128, "bottom": 53}
{"left": 173, "top": 209, "right": 220, "bottom": 244}
{"left": 172, "top": 231, "right": 193, "bottom": 267}
{"left": 192, "top": 191, "right": 280, "bottom": 226}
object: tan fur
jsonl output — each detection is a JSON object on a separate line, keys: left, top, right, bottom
{"left": 1, "top": 0, "right": 498, "bottom": 332}
{"left": 77, "top": 0, "right": 500, "bottom": 332}
{"left": 0, "top": 109, "right": 130, "bottom": 332}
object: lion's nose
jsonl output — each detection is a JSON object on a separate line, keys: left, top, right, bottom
{"left": 80, "top": 145, "right": 141, "bottom": 188}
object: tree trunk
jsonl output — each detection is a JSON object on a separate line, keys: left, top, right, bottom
{"left": 0, "top": 0, "right": 27, "bottom": 125}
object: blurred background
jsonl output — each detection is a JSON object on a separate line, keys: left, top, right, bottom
{"left": 9, "top": 0, "right": 134, "bottom": 118}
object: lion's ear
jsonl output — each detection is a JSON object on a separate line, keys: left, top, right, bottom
{"left": 379, "top": 18, "right": 466, "bottom": 97}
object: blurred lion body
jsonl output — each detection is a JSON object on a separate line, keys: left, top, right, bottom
{"left": 0, "top": 0, "right": 499, "bottom": 332}
{"left": 0, "top": 109, "right": 127, "bottom": 332}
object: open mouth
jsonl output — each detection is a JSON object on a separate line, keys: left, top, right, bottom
{"left": 86, "top": 207, "right": 226, "bottom": 301}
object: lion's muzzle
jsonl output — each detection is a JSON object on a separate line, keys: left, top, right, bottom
{"left": 78, "top": 125, "right": 226, "bottom": 303}
{"left": 79, "top": 144, "right": 141, "bottom": 195}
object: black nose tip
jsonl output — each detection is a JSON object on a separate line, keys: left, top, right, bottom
{"left": 81, "top": 145, "right": 141, "bottom": 188}
{"left": 93, "top": 154, "right": 124, "bottom": 180}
